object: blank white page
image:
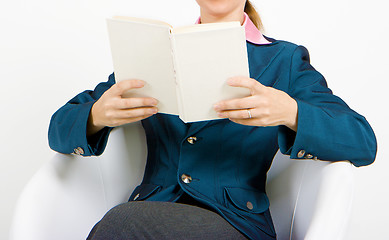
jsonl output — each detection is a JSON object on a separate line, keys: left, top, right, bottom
{"left": 107, "top": 18, "right": 179, "bottom": 115}
{"left": 172, "top": 24, "right": 250, "bottom": 122}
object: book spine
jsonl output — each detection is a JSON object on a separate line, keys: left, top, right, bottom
{"left": 169, "top": 30, "right": 186, "bottom": 122}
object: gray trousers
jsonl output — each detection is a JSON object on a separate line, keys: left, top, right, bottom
{"left": 86, "top": 199, "right": 248, "bottom": 240}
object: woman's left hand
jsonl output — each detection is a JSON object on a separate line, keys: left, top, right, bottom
{"left": 213, "top": 76, "right": 298, "bottom": 132}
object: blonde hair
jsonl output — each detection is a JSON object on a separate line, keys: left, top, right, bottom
{"left": 244, "top": 0, "right": 263, "bottom": 30}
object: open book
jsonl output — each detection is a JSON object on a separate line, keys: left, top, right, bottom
{"left": 106, "top": 16, "right": 250, "bottom": 122}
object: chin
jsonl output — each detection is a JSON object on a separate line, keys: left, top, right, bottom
{"left": 196, "top": 0, "right": 244, "bottom": 17}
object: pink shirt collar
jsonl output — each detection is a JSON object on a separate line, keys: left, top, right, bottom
{"left": 195, "top": 12, "right": 270, "bottom": 45}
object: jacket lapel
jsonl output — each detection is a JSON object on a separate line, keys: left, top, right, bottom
{"left": 247, "top": 42, "right": 286, "bottom": 86}
{"left": 187, "top": 120, "right": 211, "bottom": 136}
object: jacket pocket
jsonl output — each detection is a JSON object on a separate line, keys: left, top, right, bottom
{"left": 224, "top": 187, "right": 269, "bottom": 213}
{"left": 129, "top": 183, "right": 161, "bottom": 201}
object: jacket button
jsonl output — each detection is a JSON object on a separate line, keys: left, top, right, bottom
{"left": 305, "top": 153, "right": 313, "bottom": 159}
{"left": 246, "top": 201, "right": 254, "bottom": 210}
{"left": 133, "top": 193, "right": 140, "bottom": 201}
{"left": 297, "top": 150, "right": 305, "bottom": 158}
{"left": 181, "top": 174, "right": 192, "bottom": 184}
{"left": 73, "top": 147, "right": 84, "bottom": 155}
{"left": 187, "top": 137, "right": 197, "bottom": 144}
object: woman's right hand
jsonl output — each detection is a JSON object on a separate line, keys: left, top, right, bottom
{"left": 87, "top": 79, "right": 158, "bottom": 136}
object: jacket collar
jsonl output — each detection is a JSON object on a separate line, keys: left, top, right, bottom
{"left": 195, "top": 12, "right": 270, "bottom": 45}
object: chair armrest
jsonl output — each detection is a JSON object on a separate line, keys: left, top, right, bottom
{"left": 267, "top": 153, "right": 355, "bottom": 240}
{"left": 10, "top": 122, "right": 147, "bottom": 240}
{"left": 300, "top": 161, "right": 354, "bottom": 240}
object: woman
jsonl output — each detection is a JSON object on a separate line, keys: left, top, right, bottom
{"left": 48, "top": 0, "right": 377, "bottom": 239}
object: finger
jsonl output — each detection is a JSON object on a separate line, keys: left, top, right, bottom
{"left": 218, "top": 109, "right": 254, "bottom": 120}
{"left": 117, "top": 97, "right": 158, "bottom": 109}
{"left": 214, "top": 96, "right": 257, "bottom": 111}
{"left": 229, "top": 118, "right": 258, "bottom": 126}
{"left": 126, "top": 114, "right": 155, "bottom": 123}
{"left": 109, "top": 114, "right": 155, "bottom": 127}
{"left": 111, "top": 79, "right": 145, "bottom": 96}
{"left": 117, "top": 107, "right": 158, "bottom": 119}
{"left": 227, "top": 76, "right": 265, "bottom": 94}
{"left": 230, "top": 116, "right": 283, "bottom": 127}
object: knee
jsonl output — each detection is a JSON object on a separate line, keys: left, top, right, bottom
{"left": 102, "top": 202, "right": 137, "bottom": 222}
{"left": 88, "top": 202, "right": 137, "bottom": 239}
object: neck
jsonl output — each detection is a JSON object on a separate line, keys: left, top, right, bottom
{"left": 199, "top": 8, "right": 245, "bottom": 25}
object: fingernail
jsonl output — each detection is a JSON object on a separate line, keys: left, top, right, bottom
{"left": 136, "top": 80, "right": 145, "bottom": 87}
{"left": 213, "top": 104, "right": 220, "bottom": 111}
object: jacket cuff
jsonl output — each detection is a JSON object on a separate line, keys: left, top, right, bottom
{"left": 278, "top": 99, "right": 318, "bottom": 160}
{"left": 87, "top": 126, "right": 114, "bottom": 156}
{"left": 70, "top": 101, "right": 113, "bottom": 156}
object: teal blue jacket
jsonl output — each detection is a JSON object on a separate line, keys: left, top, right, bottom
{"left": 49, "top": 39, "right": 377, "bottom": 239}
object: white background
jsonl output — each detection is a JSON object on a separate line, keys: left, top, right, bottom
{"left": 1, "top": 0, "right": 388, "bottom": 239}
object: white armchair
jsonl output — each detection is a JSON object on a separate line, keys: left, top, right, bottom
{"left": 10, "top": 122, "right": 354, "bottom": 240}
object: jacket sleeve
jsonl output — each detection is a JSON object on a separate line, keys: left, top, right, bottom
{"left": 278, "top": 46, "right": 377, "bottom": 167}
{"left": 48, "top": 73, "right": 116, "bottom": 156}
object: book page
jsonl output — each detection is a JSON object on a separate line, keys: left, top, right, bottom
{"left": 107, "top": 18, "right": 178, "bottom": 115}
{"left": 171, "top": 24, "right": 250, "bottom": 122}
{"left": 172, "top": 21, "right": 240, "bottom": 34}
{"left": 112, "top": 16, "right": 172, "bottom": 28}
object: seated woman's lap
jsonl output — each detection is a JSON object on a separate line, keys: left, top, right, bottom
{"left": 86, "top": 201, "right": 248, "bottom": 240}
